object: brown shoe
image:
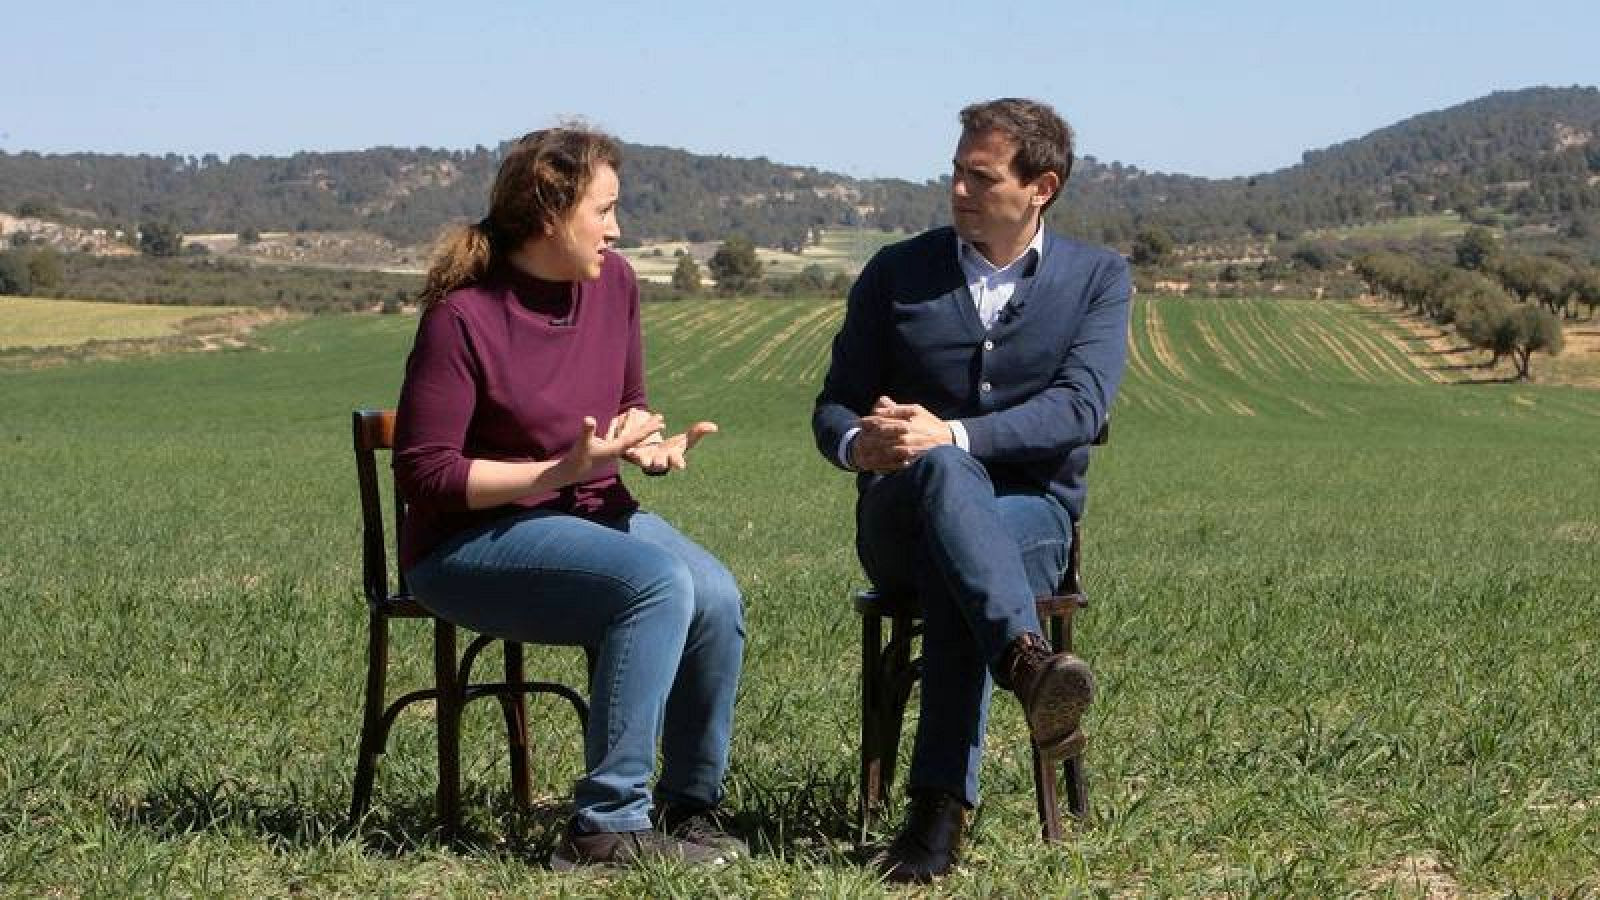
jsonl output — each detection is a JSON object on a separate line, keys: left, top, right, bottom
{"left": 874, "top": 790, "right": 968, "bottom": 884}
{"left": 1000, "top": 632, "right": 1094, "bottom": 754}
{"left": 654, "top": 804, "right": 749, "bottom": 859}
{"left": 550, "top": 819, "right": 726, "bottom": 871}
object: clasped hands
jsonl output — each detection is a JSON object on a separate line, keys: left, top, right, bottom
{"left": 849, "top": 396, "right": 954, "bottom": 474}
{"left": 565, "top": 407, "right": 718, "bottom": 477}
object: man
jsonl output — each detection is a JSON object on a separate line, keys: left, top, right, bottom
{"left": 812, "top": 98, "right": 1130, "bottom": 883}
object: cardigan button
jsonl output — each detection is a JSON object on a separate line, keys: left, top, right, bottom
{"left": 982, "top": 339, "right": 995, "bottom": 351}
{"left": 979, "top": 380, "right": 993, "bottom": 393}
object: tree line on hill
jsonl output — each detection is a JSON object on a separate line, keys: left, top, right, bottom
{"left": 662, "top": 236, "right": 853, "bottom": 299}
{"left": 3, "top": 87, "right": 1598, "bottom": 257}
{"left": 0, "top": 242, "right": 423, "bottom": 313}
{"left": 1125, "top": 232, "right": 1370, "bottom": 301}
{"left": 0, "top": 230, "right": 849, "bottom": 309}
{"left": 1354, "top": 227, "right": 1600, "bottom": 379}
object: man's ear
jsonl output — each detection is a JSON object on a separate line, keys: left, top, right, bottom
{"left": 1031, "top": 171, "right": 1061, "bottom": 207}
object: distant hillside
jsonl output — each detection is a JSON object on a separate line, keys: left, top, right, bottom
{"left": 2, "top": 86, "right": 1596, "bottom": 249}
{"left": 1059, "top": 85, "right": 1600, "bottom": 243}
{"left": 0, "top": 143, "right": 877, "bottom": 251}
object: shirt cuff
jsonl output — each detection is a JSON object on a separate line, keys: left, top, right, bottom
{"left": 948, "top": 420, "right": 970, "bottom": 452}
{"left": 837, "top": 427, "right": 862, "bottom": 470}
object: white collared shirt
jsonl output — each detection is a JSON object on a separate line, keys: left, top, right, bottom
{"left": 958, "top": 226, "right": 1045, "bottom": 330}
{"left": 836, "top": 227, "right": 1046, "bottom": 467}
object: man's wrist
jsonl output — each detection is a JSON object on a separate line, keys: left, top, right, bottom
{"left": 948, "top": 420, "right": 971, "bottom": 452}
{"left": 837, "top": 427, "right": 863, "bottom": 470}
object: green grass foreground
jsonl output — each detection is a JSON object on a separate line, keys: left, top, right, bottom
{"left": 2, "top": 297, "right": 1597, "bottom": 896}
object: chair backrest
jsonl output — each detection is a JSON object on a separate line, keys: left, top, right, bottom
{"left": 1058, "top": 420, "right": 1111, "bottom": 597}
{"left": 353, "top": 409, "right": 401, "bottom": 607}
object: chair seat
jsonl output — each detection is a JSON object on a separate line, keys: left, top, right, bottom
{"left": 377, "top": 592, "right": 431, "bottom": 618}
{"left": 854, "top": 588, "right": 1086, "bottom": 620}
{"left": 855, "top": 579, "right": 1091, "bottom": 843}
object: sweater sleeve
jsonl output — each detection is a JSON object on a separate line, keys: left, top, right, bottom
{"left": 811, "top": 254, "right": 888, "bottom": 470}
{"left": 961, "top": 254, "right": 1130, "bottom": 461}
{"left": 393, "top": 304, "right": 479, "bottom": 511}
{"left": 618, "top": 265, "right": 648, "bottom": 412}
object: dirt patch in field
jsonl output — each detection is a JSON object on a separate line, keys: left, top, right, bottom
{"left": 1357, "top": 295, "right": 1600, "bottom": 387}
{"left": 1145, "top": 300, "right": 1189, "bottom": 378}
{"left": 1554, "top": 522, "right": 1600, "bottom": 544}
{"left": 1363, "top": 854, "right": 1461, "bottom": 898}
{"left": 0, "top": 309, "right": 295, "bottom": 369}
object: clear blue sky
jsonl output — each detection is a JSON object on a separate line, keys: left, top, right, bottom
{"left": 4, "top": 0, "right": 1596, "bottom": 181}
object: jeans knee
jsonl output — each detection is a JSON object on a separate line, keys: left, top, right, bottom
{"left": 629, "top": 548, "right": 696, "bottom": 628}
{"left": 907, "top": 443, "right": 988, "bottom": 493}
{"left": 912, "top": 443, "right": 978, "bottom": 473}
{"left": 694, "top": 569, "right": 745, "bottom": 636}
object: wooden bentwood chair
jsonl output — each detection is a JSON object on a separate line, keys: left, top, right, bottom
{"left": 855, "top": 424, "right": 1108, "bottom": 845}
{"left": 348, "top": 408, "right": 590, "bottom": 837}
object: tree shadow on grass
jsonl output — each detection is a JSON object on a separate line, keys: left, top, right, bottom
{"left": 1350, "top": 307, "right": 1446, "bottom": 330}
{"left": 110, "top": 775, "right": 574, "bottom": 863}
{"left": 722, "top": 763, "right": 871, "bottom": 863}
{"left": 110, "top": 763, "right": 876, "bottom": 866}
{"left": 1422, "top": 361, "right": 1497, "bottom": 372}
{"left": 1445, "top": 374, "right": 1523, "bottom": 385}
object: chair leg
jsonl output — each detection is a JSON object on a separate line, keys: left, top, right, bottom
{"left": 1032, "top": 744, "right": 1063, "bottom": 843}
{"left": 1064, "top": 753, "right": 1089, "bottom": 821}
{"left": 858, "top": 611, "right": 884, "bottom": 844}
{"left": 434, "top": 618, "right": 463, "bottom": 840}
{"left": 1031, "top": 612, "right": 1094, "bottom": 840}
{"left": 502, "top": 642, "right": 532, "bottom": 811}
{"left": 877, "top": 616, "right": 915, "bottom": 807}
{"left": 1036, "top": 608, "right": 1088, "bottom": 832}
{"left": 350, "top": 610, "right": 389, "bottom": 824}
{"left": 1048, "top": 611, "right": 1067, "bottom": 654}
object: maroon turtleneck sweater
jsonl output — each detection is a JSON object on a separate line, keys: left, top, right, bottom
{"left": 393, "top": 251, "right": 645, "bottom": 569}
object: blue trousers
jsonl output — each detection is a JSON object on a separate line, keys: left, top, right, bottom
{"left": 407, "top": 509, "right": 744, "bottom": 833}
{"left": 856, "top": 445, "right": 1070, "bottom": 806}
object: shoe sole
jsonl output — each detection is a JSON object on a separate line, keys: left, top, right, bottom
{"left": 550, "top": 848, "right": 728, "bottom": 871}
{"left": 549, "top": 851, "right": 585, "bottom": 873}
{"left": 1024, "top": 656, "right": 1094, "bottom": 753}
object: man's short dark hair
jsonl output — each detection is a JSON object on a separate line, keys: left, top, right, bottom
{"left": 959, "top": 98, "right": 1074, "bottom": 211}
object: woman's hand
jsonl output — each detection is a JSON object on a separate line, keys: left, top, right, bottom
{"left": 623, "top": 421, "right": 718, "bottom": 474}
{"left": 462, "top": 410, "right": 664, "bottom": 509}
{"left": 606, "top": 407, "right": 663, "bottom": 444}
{"left": 559, "top": 410, "right": 665, "bottom": 480}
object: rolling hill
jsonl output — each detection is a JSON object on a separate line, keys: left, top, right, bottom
{"left": 1, "top": 86, "right": 1596, "bottom": 251}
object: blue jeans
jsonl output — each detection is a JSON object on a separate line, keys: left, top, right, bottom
{"left": 407, "top": 509, "right": 744, "bottom": 833}
{"left": 856, "top": 445, "right": 1071, "bottom": 806}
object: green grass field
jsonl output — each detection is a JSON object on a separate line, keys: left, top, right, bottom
{"left": 0, "top": 296, "right": 241, "bottom": 350}
{"left": 2, "top": 296, "right": 1597, "bottom": 895}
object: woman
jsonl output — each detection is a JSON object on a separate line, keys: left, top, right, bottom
{"left": 393, "top": 126, "right": 744, "bottom": 870}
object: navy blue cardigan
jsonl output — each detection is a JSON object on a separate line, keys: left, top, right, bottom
{"left": 812, "top": 226, "right": 1130, "bottom": 521}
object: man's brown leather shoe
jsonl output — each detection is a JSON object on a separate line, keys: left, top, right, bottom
{"left": 875, "top": 790, "right": 968, "bottom": 884}
{"left": 1000, "top": 632, "right": 1094, "bottom": 754}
